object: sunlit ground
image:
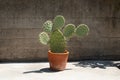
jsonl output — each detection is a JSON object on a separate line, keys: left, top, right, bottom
{"left": 0, "top": 61, "right": 120, "bottom": 80}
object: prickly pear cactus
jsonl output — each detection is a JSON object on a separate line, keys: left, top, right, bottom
{"left": 49, "top": 30, "right": 66, "bottom": 53}
{"left": 39, "top": 15, "right": 89, "bottom": 53}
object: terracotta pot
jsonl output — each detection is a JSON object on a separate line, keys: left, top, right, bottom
{"left": 48, "top": 50, "right": 69, "bottom": 71}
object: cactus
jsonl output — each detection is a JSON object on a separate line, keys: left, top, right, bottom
{"left": 39, "top": 15, "right": 89, "bottom": 53}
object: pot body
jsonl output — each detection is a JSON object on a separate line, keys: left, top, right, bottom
{"left": 48, "top": 50, "right": 69, "bottom": 71}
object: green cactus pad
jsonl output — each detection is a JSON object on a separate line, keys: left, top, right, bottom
{"left": 63, "top": 24, "right": 75, "bottom": 38}
{"left": 39, "top": 32, "right": 50, "bottom": 45}
{"left": 52, "top": 15, "right": 65, "bottom": 31}
{"left": 50, "top": 29, "right": 66, "bottom": 53}
{"left": 43, "top": 20, "right": 53, "bottom": 33}
{"left": 75, "top": 24, "right": 89, "bottom": 37}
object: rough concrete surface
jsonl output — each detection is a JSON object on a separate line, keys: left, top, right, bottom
{"left": 0, "top": 0, "right": 120, "bottom": 61}
{"left": 0, "top": 61, "right": 120, "bottom": 80}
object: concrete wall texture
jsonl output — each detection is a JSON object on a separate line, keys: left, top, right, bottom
{"left": 0, "top": 0, "right": 120, "bottom": 62}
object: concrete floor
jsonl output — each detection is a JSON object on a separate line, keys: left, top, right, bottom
{"left": 0, "top": 61, "right": 120, "bottom": 80}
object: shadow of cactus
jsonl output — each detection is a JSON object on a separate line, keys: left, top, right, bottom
{"left": 74, "top": 61, "right": 120, "bottom": 69}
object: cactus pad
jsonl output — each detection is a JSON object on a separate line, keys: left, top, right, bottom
{"left": 49, "top": 29, "right": 66, "bottom": 53}
{"left": 43, "top": 20, "right": 53, "bottom": 33}
{"left": 75, "top": 24, "right": 89, "bottom": 37}
{"left": 63, "top": 24, "right": 75, "bottom": 38}
{"left": 52, "top": 15, "right": 65, "bottom": 31}
{"left": 39, "top": 32, "right": 50, "bottom": 45}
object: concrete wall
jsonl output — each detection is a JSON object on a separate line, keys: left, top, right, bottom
{"left": 0, "top": 0, "right": 120, "bottom": 62}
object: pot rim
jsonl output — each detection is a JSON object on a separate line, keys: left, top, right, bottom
{"left": 48, "top": 50, "right": 69, "bottom": 54}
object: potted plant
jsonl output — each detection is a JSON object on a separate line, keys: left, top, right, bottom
{"left": 39, "top": 15, "right": 89, "bottom": 71}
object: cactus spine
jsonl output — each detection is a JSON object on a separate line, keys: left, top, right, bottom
{"left": 39, "top": 15, "right": 89, "bottom": 53}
